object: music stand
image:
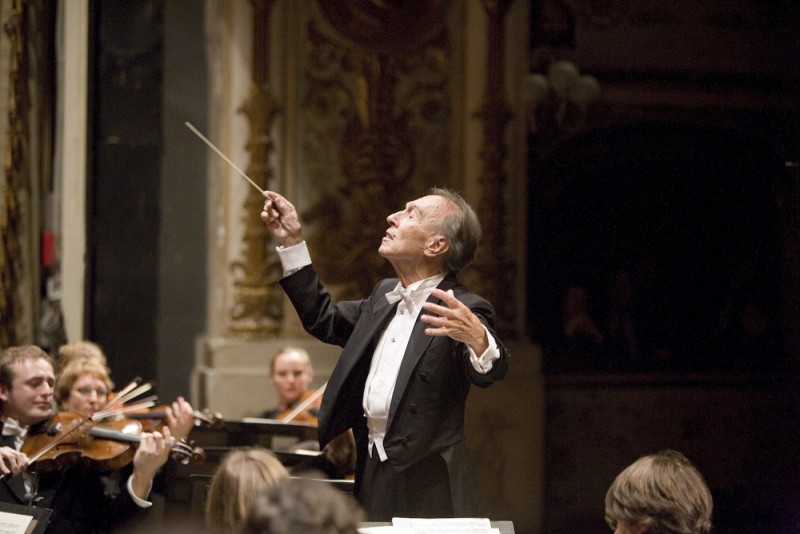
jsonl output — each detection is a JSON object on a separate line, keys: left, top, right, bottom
{"left": 0, "top": 502, "right": 51, "bottom": 534}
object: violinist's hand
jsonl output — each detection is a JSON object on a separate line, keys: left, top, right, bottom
{"left": 260, "top": 191, "right": 303, "bottom": 248}
{"left": 421, "top": 288, "right": 489, "bottom": 355}
{"left": 130, "top": 426, "right": 174, "bottom": 500}
{"left": 0, "top": 446, "right": 28, "bottom": 477}
{"left": 165, "top": 396, "right": 194, "bottom": 442}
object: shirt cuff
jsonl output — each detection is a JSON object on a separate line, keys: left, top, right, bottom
{"left": 127, "top": 475, "right": 153, "bottom": 508}
{"left": 276, "top": 241, "right": 312, "bottom": 275}
{"left": 468, "top": 325, "right": 500, "bottom": 374}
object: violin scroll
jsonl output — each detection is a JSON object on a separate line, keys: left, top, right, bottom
{"left": 172, "top": 438, "right": 206, "bottom": 465}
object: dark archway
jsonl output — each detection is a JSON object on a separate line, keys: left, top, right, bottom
{"left": 527, "top": 122, "right": 786, "bottom": 374}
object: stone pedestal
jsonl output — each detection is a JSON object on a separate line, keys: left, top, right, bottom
{"left": 192, "top": 335, "right": 340, "bottom": 419}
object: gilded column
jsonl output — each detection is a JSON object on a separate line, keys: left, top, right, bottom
{"left": 228, "top": 0, "right": 284, "bottom": 337}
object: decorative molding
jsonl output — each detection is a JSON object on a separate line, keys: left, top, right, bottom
{"left": 300, "top": 2, "right": 451, "bottom": 299}
{"left": 1, "top": 0, "right": 26, "bottom": 347}
{"left": 228, "top": 0, "right": 284, "bottom": 338}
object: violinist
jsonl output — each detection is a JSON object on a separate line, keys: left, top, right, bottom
{"left": 0, "top": 345, "right": 173, "bottom": 533}
{"left": 260, "top": 348, "right": 357, "bottom": 481}
{"left": 259, "top": 347, "right": 319, "bottom": 422}
{"left": 55, "top": 356, "right": 196, "bottom": 442}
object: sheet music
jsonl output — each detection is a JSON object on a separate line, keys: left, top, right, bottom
{"left": 392, "top": 518, "right": 498, "bottom": 534}
{"left": 357, "top": 527, "right": 414, "bottom": 534}
{"left": 0, "top": 511, "right": 33, "bottom": 534}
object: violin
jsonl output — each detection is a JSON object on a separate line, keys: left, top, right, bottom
{"left": 19, "top": 411, "right": 205, "bottom": 474}
{"left": 275, "top": 386, "right": 325, "bottom": 426}
{"left": 126, "top": 406, "right": 224, "bottom": 431}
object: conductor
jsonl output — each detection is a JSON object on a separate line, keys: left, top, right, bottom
{"left": 261, "top": 187, "right": 510, "bottom": 520}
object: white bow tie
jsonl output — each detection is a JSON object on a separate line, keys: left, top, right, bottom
{"left": 386, "top": 285, "right": 416, "bottom": 311}
{"left": 2, "top": 418, "right": 28, "bottom": 439}
{"left": 385, "top": 277, "right": 443, "bottom": 313}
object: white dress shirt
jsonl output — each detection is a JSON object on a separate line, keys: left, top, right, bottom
{"left": 276, "top": 241, "right": 500, "bottom": 462}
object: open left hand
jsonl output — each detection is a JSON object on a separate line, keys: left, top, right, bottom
{"left": 421, "top": 288, "right": 489, "bottom": 355}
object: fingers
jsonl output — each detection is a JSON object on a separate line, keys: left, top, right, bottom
{"left": 428, "top": 288, "right": 463, "bottom": 309}
{"left": 421, "top": 289, "right": 485, "bottom": 348}
{"left": 133, "top": 430, "right": 172, "bottom": 481}
{"left": 261, "top": 191, "right": 289, "bottom": 220}
{"left": 423, "top": 288, "right": 466, "bottom": 317}
{"left": 0, "top": 448, "right": 28, "bottom": 476}
{"left": 166, "top": 397, "right": 194, "bottom": 442}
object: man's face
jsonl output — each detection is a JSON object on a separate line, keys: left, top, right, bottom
{"left": 379, "top": 195, "right": 449, "bottom": 267}
{"left": 0, "top": 358, "right": 55, "bottom": 426}
{"left": 270, "top": 351, "right": 313, "bottom": 405}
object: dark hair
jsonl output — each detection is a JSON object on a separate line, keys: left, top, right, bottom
{"left": 429, "top": 187, "right": 481, "bottom": 274}
{"left": 241, "top": 478, "right": 364, "bottom": 534}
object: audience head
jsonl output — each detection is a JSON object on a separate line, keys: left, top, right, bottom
{"left": 270, "top": 347, "right": 313, "bottom": 407}
{"left": 605, "top": 449, "right": 713, "bottom": 534}
{"left": 205, "top": 447, "right": 289, "bottom": 533}
{"left": 241, "top": 477, "right": 365, "bottom": 534}
{"left": 0, "top": 345, "right": 55, "bottom": 425}
{"left": 54, "top": 358, "right": 114, "bottom": 415}
{"left": 56, "top": 340, "right": 109, "bottom": 375}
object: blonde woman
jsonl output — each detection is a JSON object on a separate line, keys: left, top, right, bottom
{"left": 54, "top": 358, "right": 115, "bottom": 416}
{"left": 605, "top": 449, "right": 713, "bottom": 534}
{"left": 205, "top": 447, "right": 289, "bottom": 533}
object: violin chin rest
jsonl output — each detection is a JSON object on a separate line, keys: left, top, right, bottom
{"left": 46, "top": 423, "right": 62, "bottom": 436}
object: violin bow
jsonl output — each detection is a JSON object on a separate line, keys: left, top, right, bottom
{"left": 280, "top": 382, "right": 327, "bottom": 423}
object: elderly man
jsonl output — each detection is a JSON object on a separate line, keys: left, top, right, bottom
{"left": 261, "top": 187, "right": 510, "bottom": 520}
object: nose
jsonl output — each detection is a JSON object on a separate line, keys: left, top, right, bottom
{"left": 387, "top": 210, "right": 400, "bottom": 226}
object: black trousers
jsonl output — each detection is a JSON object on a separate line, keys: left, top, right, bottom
{"left": 359, "top": 446, "right": 454, "bottom": 521}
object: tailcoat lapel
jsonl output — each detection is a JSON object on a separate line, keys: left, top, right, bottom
{"left": 326, "top": 296, "right": 397, "bottom": 396}
{"left": 318, "top": 294, "right": 398, "bottom": 445}
{"left": 387, "top": 275, "right": 457, "bottom": 425}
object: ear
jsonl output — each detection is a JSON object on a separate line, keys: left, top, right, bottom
{"left": 424, "top": 235, "right": 449, "bottom": 259}
{"left": 0, "top": 385, "right": 9, "bottom": 403}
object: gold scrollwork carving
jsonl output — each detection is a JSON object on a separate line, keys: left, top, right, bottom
{"left": 228, "top": 0, "right": 284, "bottom": 337}
{"left": 1, "top": 1, "right": 28, "bottom": 347}
{"left": 301, "top": 8, "right": 451, "bottom": 299}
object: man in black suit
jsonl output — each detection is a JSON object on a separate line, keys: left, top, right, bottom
{"left": 0, "top": 345, "right": 173, "bottom": 533}
{"left": 261, "top": 187, "right": 510, "bottom": 520}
